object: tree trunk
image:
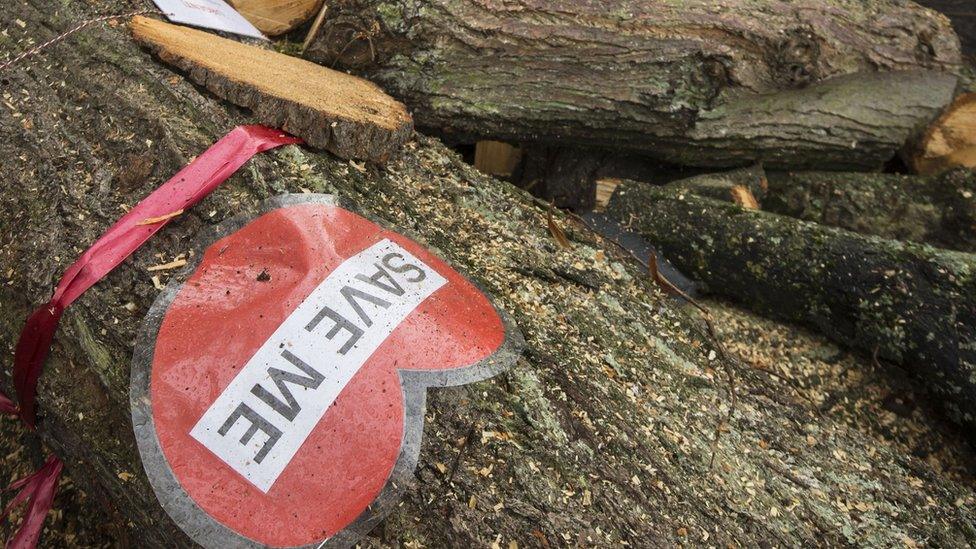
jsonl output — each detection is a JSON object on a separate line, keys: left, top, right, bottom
{"left": 606, "top": 183, "right": 976, "bottom": 430}
{"left": 763, "top": 169, "right": 976, "bottom": 253}
{"left": 2, "top": 2, "right": 976, "bottom": 547}
{"left": 917, "top": 0, "right": 976, "bottom": 54}
{"left": 305, "top": 0, "right": 962, "bottom": 170}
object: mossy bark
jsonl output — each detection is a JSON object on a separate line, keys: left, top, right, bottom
{"left": 2, "top": 3, "right": 976, "bottom": 547}
{"left": 763, "top": 169, "right": 976, "bottom": 253}
{"left": 663, "top": 165, "right": 769, "bottom": 204}
{"left": 305, "top": 0, "right": 961, "bottom": 170}
{"left": 607, "top": 183, "right": 976, "bottom": 431}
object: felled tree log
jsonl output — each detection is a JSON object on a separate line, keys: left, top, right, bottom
{"left": 763, "top": 169, "right": 976, "bottom": 253}
{"left": 916, "top": 0, "right": 976, "bottom": 54}
{"left": 607, "top": 183, "right": 976, "bottom": 429}
{"left": 305, "top": 0, "right": 962, "bottom": 170}
{"left": 2, "top": 3, "right": 976, "bottom": 547}
{"left": 662, "top": 165, "right": 769, "bottom": 204}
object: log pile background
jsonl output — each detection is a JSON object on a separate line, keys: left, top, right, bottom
{"left": 0, "top": 0, "right": 975, "bottom": 547}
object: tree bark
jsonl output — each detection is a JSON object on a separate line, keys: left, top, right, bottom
{"left": 763, "top": 169, "right": 976, "bottom": 253}
{"left": 305, "top": 0, "right": 962, "bottom": 170}
{"left": 130, "top": 16, "right": 414, "bottom": 163}
{"left": 2, "top": 3, "right": 976, "bottom": 547}
{"left": 916, "top": 0, "right": 976, "bottom": 54}
{"left": 607, "top": 183, "right": 976, "bottom": 430}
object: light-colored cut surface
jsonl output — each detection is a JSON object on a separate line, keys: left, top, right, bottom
{"left": 130, "top": 16, "right": 413, "bottom": 162}
{"left": 912, "top": 93, "right": 976, "bottom": 175}
{"left": 730, "top": 185, "right": 759, "bottom": 209}
{"left": 227, "top": 0, "right": 322, "bottom": 36}
{"left": 593, "top": 178, "right": 622, "bottom": 212}
{"left": 474, "top": 141, "right": 521, "bottom": 177}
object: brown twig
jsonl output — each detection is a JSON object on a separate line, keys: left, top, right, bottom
{"left": 546, "top": 203, "right": 572, "bottom": 249}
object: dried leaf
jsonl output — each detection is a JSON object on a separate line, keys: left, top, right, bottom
{"left": 546, "top": 205, "right": 571, "bottom": 250}
{"left": 730, "top": 185, "right": 759, "bottom": 209}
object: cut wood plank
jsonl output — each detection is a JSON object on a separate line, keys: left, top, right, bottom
{"left": 594, "top": 178, "right": 622, "bottom": 212}
{"left": 227, "top": 0, "right": 323, "bottom": 36}
{"left": 130, "top": 16, "right": 413, "bottom": 163}
{"left": 473, "top": 141, "right": 521, "bottom": 176}
{"left": 907, "top": 93, "right": 976, "bottom": 175}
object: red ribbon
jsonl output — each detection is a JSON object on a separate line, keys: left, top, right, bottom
{"left": 14, "top": 125, "right": 301, "bottom": 427}
{"left": 2, "top": 125, "right": 301, "bottom": 547}
{"left": 1, "top": 456, "right": 62, "bottom": 549}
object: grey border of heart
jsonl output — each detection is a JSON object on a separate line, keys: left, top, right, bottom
{"left": 130, "top": 193, "right": 525, "bottom": 548}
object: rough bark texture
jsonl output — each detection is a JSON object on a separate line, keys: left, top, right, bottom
{"left": 513, "top": 147, "right": 604, "bottom": 210}
{"left": 305, "top": 0, "right": 962, "bottom": 170}
{"left": 763, "top": 169, "right": 976, "bottom": 253}
{"left": 2, "top": 2, "right": 976, "bottom": 547}
{"left": 663, "top": 165, "right": 769, "bottom": 204}
{"left": 917, "top": 0, "right": 976, "bottom": 54}
{"left": 607, "top": 183, "right": 976, "bottom": 430}
{"left": 130, "top": 16, "right": 413, "bottom": 163}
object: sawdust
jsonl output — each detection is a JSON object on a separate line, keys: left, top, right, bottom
{"left": 707, "top": 299, "right": 976, "bottom": 483}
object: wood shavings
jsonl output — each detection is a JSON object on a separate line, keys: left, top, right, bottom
{"left": 136, "top": 209, "right": 184, "bottom": 225}
{"left": 147, "top": 258, "right": 187, "bottom": 272}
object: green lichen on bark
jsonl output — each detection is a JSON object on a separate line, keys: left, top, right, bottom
{"left": 0, "top": 2, "right": 974, "bottom": 547}
{"left": 608, "top": 182, "right": 976, "bottom": 430}
{"left": 764, "top": 169, "right": 976, "bottom": 253}
{"left": 306, "top": 0, "right": 960, "bottom": 169}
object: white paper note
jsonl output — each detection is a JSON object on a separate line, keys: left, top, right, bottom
{"left": 151, "top": 0, "right": 267, "bottom": 40}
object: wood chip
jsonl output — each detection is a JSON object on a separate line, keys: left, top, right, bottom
{"left": 147, "top": 259, "right": 187, "bottom": 272}
{"left": 730, "top": 185, "right": 759, "bottom": 209}
{"left": 302, "top": 1, "right": 329, "bottom": 52}
{"left": 130, "top": 17, "right": 413, "bottom": 163}
{"left": 136, "top": 209, "right": 184, "bottom": 226}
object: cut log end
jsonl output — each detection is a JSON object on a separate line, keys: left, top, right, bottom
{"left": 226, "top": 0, "right": 323, "bottom": 36}
{"left": 908, "top": 92, "right": 976, "bottom": 175}
{"left": 130, "top": 16, "right": 413, "bottom": 163}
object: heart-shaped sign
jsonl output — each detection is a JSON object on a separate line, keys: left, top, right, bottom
{"left": 131, "top": 194, "right": 523, "bottom": 548}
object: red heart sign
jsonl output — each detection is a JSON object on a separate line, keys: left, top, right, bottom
{"left": 131, "top": 194, "right": 522, "bottom": 547}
